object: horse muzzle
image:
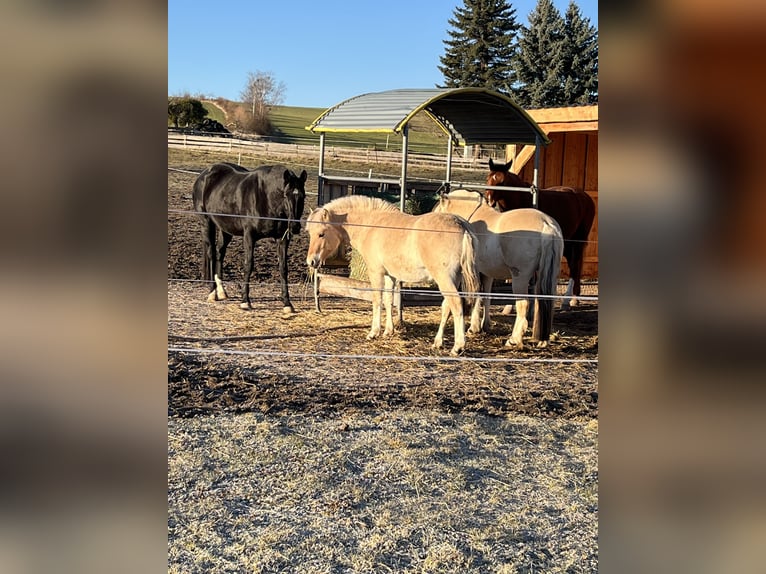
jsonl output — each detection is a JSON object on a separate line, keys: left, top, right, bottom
{"left": 306, "top": 254, "right": 323, "bottom": 269}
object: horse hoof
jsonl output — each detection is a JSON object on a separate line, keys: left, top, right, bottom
{"left": 282, "top": 306, "right": 296, "bottom": 314}
{"left": 536, "top": 341, "right": 548, "bottom": 349}
{"left": 505, "top": 340, "right": 523, "bottom": 349}
{"left": 213, "top": 274, "right": 228, "bottom": 300}
{"left": 239, "top": 302, "right": 252, "bottom": 310}
{"left": 206, "top": 290, "right": 217, "bottom": 303}
{"left": 450, "top": 347, "right": 464, "bottom": 356}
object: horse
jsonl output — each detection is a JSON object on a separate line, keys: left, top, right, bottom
{"left": 485, "top": 158, "right": 595, "bottom": 308}
{"left": 433, "top": 189, "right": 564, "bottom": 348}
{"left": 305, "top": 195, "right": 480, "bottom": 356}
{"left": 192, "top": 162, "right": 307, "bottom": 312}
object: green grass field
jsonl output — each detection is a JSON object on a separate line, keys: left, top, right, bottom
{"left": 177, "top": 99, "right": 453, "bottom": 155}
{"left": 268, "top": 104, "right": 450, "bottom": 154}
{"left": 201, "top": 101, "right": 227, "bottom": 124}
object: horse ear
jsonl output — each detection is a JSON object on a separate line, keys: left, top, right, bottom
{"left": 489, "top": 158, "right": 513, "bottom": 172}
{"left": 283, "top": 169, "right": 292, "bottom": 187}
{"left": 300, "top": 170, "right": 307, "bottom": 183}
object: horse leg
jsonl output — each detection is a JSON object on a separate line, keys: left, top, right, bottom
{"left": 480, "top": 275, "right": 493, "bottom": 332}
{"left": 434, "top": 281, "right": 466, "bottom": 356}
{"left": 506, "top": 277, "right": 531, "bottom": 348}
{"left": 382, "top": 275, "right": 395, "bottom": 336}
{"left": 468, "top": 291, "right": 483, "bottom": 335}
{"left": 562, "top": 240, "right": 582, "bottom": 309}
{"left": 564, "top": 278, "right": 574, "bottom": 309}
{"left": 468, "top": 274, "right": 493, "bottom": 334}
{"left": 277, "top": 237, "right": 295, "bottom": 314}
{"left": 500, "top": 278, "right": 514, "bottom": 315}
{"left": 202, "top": 219, "right": 218, "bottom": 301}
{"left": 448, "top": 291, "right": 467, "bottom": 356}
{"left": 210, "top": 231, "right": 231, "bottom": 301}
{"left": 447, "top": 295, "right": 465, "bottom": 357}
{"left": 569, "top": 244, "right": 584, "bottom": 308}
{"left": 367, "top": 272, "right": 384, "bottom": 340}
{"left": 240, "top": 231, "right": 255, "bottom": 310}
{"left": 433, "top": 298, "right": 449, "bottom": 351}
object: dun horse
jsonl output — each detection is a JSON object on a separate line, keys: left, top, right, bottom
{"left": 434, "top": 189, "right": 564, "bottom": 348}
{"left": 305, "top": 195, "right": 480, "bottom": 356}
{"left": 486, "top": 158, "right": 595, "bottom": 307}
{"left": 192, "top": 162, "right": 307, "bottom": 312}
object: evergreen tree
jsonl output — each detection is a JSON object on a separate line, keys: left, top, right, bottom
{"left": 560, "top": 1, "right": 598, "bottom": 104}
{"left": 168, "top": 96, "right": 208, "bottom": 128}
{"left": 438, "top": 0, "right": 521, "bottom": 92}
{"left": 513, "top": 0, "right": 566, "bottom": 108}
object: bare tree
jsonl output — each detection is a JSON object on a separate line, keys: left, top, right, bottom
{"left": 239, "top": 71, "right": 286, "bottom": 133}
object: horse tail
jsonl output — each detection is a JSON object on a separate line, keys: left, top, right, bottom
{"left": 532, "top": 220, "right": 564, "bottom": 342}
{"left": 458, "top": 223, "right": 481, "bottom": 299}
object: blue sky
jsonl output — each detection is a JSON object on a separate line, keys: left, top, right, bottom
{"left": 168, "top": 0, "right": 598, "bottom": 109}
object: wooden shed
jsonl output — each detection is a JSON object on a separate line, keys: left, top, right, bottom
{"left": 505, "top": 105, "right": 598, "bottom": 279}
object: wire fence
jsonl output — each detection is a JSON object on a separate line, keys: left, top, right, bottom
{"left": 168, "top": 219, "right": 597, "bottom": 365}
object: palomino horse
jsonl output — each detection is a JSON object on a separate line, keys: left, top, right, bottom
{"left": 486, "top": 158, "right": 595, "bottom": 307}
{"left": 434, "top": 189, "right": 564, "bottom": 348}
{"left": 192, "top": 162, "right": 307, "bottom": 311}
{"left": 305, "top": 195, "right": 480, "bottom": 356}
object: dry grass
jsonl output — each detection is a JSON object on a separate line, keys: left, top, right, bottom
{"left": 168, "top": 410, "right": 597, "bottom": 573}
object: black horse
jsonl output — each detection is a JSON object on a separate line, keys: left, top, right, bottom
{"left": 192, "top": 162, "right": 307, "bottom": 311}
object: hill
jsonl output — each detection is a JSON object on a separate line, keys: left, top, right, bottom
{"left": 201, "top": 98, "right": 451, "bottom": 155}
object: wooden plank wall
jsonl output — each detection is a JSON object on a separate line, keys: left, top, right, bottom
{"left": 516, "top": 130, "right": 599, "bottom": 279}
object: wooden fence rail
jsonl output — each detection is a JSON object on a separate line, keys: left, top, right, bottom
{"left": 167, "top": 133, "right": 487, "bottom": 170}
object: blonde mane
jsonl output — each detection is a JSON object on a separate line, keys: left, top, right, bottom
{"left": 448, "top": 189, "right": 485, "bottom": 202}
{"left": 322, "top": 194, "right": 399, "bottom": 214}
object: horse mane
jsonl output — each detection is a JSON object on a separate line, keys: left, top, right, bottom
{"left": 322, "top": 194, "right": 399, "bottom": 214}
{"left": 448, "top": 189, "right": 485, "bottom": 203}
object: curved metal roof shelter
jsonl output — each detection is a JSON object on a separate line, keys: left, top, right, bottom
{"left": 306, "top": 87, "right": 550, "bottom": 145}
{"left": 307, "top": 88, "right": 549, "bottom": 211}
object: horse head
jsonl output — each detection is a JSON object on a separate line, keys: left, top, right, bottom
{"left": 434, "top": 189, "right": 451, "bottom": 214}
{"left": 486, "top": 159, "right": 527, "bottom": 209}
{"left": 283, "top": 169, "right": 308, "bottom": 234}
{"left": 305, "top": 207, "right": 344, "bottom": 269}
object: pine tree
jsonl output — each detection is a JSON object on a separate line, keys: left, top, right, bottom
{"left": 561, "top": 1, "right": 598, "bottom": 104}
{"left": 513, "top": 0, "right": 566, "bottom": 108}
{"left": 438, "top": 0, "right": 521, "bottom": 92}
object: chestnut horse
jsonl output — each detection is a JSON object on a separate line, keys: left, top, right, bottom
{"left": 486, "top": 158, "right": 595, "bottom": 307}
{"left": 434, "top": 189, "right": 564, "bottom": 348}
{"left": 305, "top": 195, "right": 480, "bottom": 356}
